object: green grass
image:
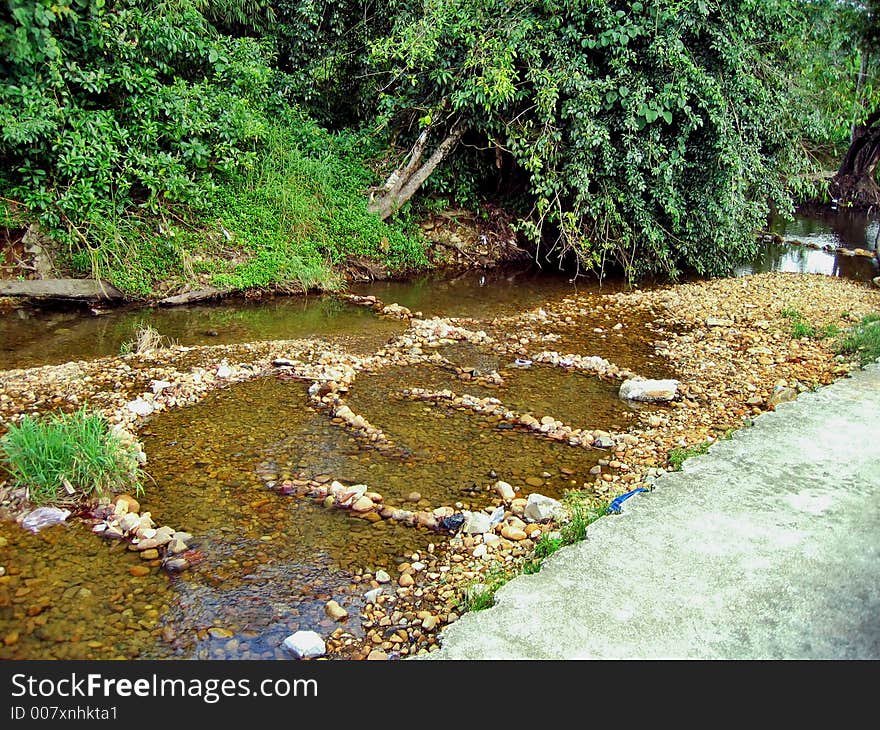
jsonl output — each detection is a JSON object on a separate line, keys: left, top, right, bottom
{"left": 56, "top": 117, "right": 431, "bottom": 297}
{"left": 780, "top": 308, "right": 840, "bottom": 341}
{"left": 0, "top": 408, "right": 142, "bottom": 506}
{"left": 521, "top": 496, "right": 608, "bottom": 574}
{"left": 667, "top": 441, "right": 711, "bottom": 471}
{"left": 835, "top": 313, "right": 880, "bottom": 366}
{"left": 456, "top": 565, "right": 516, "bottom": 613}
{"left": 458, "top": 497, "right": 609, "bottom": 607}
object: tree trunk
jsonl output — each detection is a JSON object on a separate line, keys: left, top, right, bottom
{"left": 368, "top": 124, "right": 464, "bottom": 220}
{"left": 832, "top": 109, "right": 880, "bottom": 208}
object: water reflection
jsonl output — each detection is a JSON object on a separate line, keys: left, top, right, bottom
{"left": 737, "top": 208, "right": 879, "bottom": 282}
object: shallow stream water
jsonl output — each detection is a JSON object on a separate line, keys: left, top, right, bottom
{"left": 1, "top": 208, "right": 876, "bottom": 659}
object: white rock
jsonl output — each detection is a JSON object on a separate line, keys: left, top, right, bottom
{"left": 705, "top": 316, "right": 733, "bottom": 327}
{"left": 488, "top": 505, "right": 505, "bottom": 527}
{"left": 151, "top": 380, "right": 173, "bottom": 394}
{"left": 216, "top": 364, "right": 233, "bottom": 378}
{"left": 472, "top": 544, "right": 487, "bottom": 558}
{"left": 282, "top": 631, "right": 325, "bottom": 659}
{"left": 364, "top": 588, "right": 382, "bottom": 604}
{"left": 119, "top": 512, "right": 141, "bottom": 533}
{"left": 21, "top": 506, "right": 71, "bottom": 533}
{"left": 463, "top": 511, "right": 492, "bottom": 535}
{"left": 619, "top": 379, "right": 679, "bottom": 402}
{"left": 375, "top": 569, "right": 391, "bottom": 584}
{"left": 332, "top": 482, "right": 367, "bottom": 507}
{"left": 524, "top": 494, "right": 565, "bottom": 523}
{"left": 126, "top": 398, "right": 154, "bottom": 417}
{"left": 494, "top": 481, "right": 515, "bottom": 501}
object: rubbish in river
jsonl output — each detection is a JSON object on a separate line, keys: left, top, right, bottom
{"left": 440, "top": 513, "right": 466, "bottom": 532}
{"left": 607, "top": 487, "right": 649, "bottom": 514}
{"left": 21, "top": 507, "right": 71, "bottom": 533}
{"left": 513, "top": 358, "right": 533, "bottom": 368}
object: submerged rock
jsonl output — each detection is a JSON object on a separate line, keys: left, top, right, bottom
{"left": 325, "top": 600, "right": 349, "bottom": 621}
{"left": 494, "top": 480, "right": 515, "bottom": 501}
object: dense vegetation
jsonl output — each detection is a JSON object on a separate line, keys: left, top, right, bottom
{"left": 0, "top": 0, "right": 875, "bottom": 294}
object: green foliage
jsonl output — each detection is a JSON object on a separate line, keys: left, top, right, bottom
{"left": 205, "top": 115, "right": 428, "bottom": 292}
{"left": 522, "top": 496, "right": 607, "bottom": 574}
{"left": 0, "top": 1, "right": 426, "bottom": 295}
{"left": 668, "top": 441, "right": 711, "bottom": 471}
{"left": 456, "top": 564, "right": 515, "bottom": 613}
{"left": 0, "top": 408, "right": 142, "bottom": 505}
{"left": 365, "top": 0, "right": 820, "bottom": 279}
{"left": 835, "top": 313, "right": 880, "bottom": 365}
{"left": 781, "top": 307, "right": 839, "bottom": 340}
{"left": 1, "top": 0, "right": 871, "bottom": 289}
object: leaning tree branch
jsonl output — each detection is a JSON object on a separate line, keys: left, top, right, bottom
{"left": 369, "top": 122, "right": 465, "bottom": 220}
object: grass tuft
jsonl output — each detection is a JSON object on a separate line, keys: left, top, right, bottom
{"left": 456, "top": 565, "right": 516, "bottom": 613}
{"left": 119, "top": 325, "right": 171, "bottom": 355}
{"left": 0, "top": 408, "right": 142, "bottom": 506}
{"left": 521, "top": 496, "right": 607, "bottom": 574}
{"left": 835, "top": 313, "right": 880, "bottom": 366}
{"left": 667, "top": 441, "right": 711, "bottom": 471}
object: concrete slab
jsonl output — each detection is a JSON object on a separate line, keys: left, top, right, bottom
{"left": 429, "top": 363, "right": 880, "bottom": 659}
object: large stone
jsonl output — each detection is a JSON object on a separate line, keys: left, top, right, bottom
{"left": 351, "top": 496, "right": 375, "bottom": 513}
{"left": 114, "top": 494, "right": 140, "bottom": 514}
{"left": 166, "top": 538, "right": 189, "bottom": 555}
{"left": 163, "top": 558, "right": 189, "bottom": 573}
{"left": 501, "top": 524, "right": 527, "bottom": 541}
{"left": 325, "top": 600, "right": 349, "bottom": 621}
{"left": 375, "top": 569, "right": 391, "bottom": 584}
{"left": 770, "top": 387, "right": 797, "bottom": 407}
{"left": 118, "top": 512, "right": 141, "bottom": 533}
{"left": 127, "top": 398, "right": 155, "bottom": 417}
{"left": 330, "top": 481, "right": 367, "bottom": 506}
{"left": 494, "top": 481, "right": 516, "bottom": 501}
{"left": 282, "top": 631, "right": 326, "bottom": 659}
{"left": 463, "top": 511, "right": 492, "bottom": 535}
{"left": 524, "top": 494, "right": 565, "bottom": 523}
{"left": 619, "top": 378, "right": 679, "bottom": 403}
{"left": 0, "top": 278, "right": 123, "bottom": 301}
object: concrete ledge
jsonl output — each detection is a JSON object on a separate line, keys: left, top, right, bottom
{"left": 427, "top": 364, "right": 880, "bottom": 659}
{"left": 0, "top": 279, "right": 123, "bottom": 301}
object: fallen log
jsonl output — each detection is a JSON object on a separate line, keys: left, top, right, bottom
{"left": 158, "top": 287, "right": 232, "bottom": 307}
{"left": 0, "top": 279, "right": 123, "bottom": 301}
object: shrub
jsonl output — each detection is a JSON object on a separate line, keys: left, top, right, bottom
{"left": 0, "top": 408, "right": 142, "bottom": 506}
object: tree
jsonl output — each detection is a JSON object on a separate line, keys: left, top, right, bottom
{"left": 364, "top": 0, "right": 818, "bottom": 280}
{"left": 830, "top": 0, "right": 880, "bottom": 207}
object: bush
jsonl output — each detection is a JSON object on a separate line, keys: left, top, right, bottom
{"left": 0, "top": 408, "right": 142, "bottom": 506}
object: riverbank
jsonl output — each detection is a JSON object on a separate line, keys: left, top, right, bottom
{"left": 1, "top": 271, "right": 878, "bottom": 659}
